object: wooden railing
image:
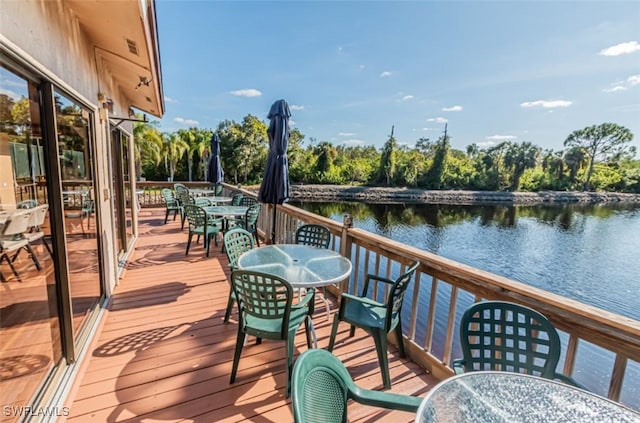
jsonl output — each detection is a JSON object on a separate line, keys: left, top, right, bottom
{"left": 145, "top": 182, "right": 640, "bottom": 408}
{"left": 259, "top": 198, "right": 640, "bottom": 409}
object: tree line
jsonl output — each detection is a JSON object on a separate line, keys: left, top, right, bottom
{"left": 134, "top": 116, "right": 638, "bottom": 193}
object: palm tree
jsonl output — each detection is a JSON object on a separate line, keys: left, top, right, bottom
{"left": 161, "top": 132, "right": 189, "bottom": 182}
{"left": 563, "top": 146, "right": 588, "bottom": 188}
{"left": 133, "top": 119, "right": 162, "bottom": 179}
{"left": 503, "top": 142, "right": 540, "bottom": 190}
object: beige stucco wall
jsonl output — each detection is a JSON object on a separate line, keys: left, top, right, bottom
{"left": 0, "top": 0, "right": 138, "bottom": 294}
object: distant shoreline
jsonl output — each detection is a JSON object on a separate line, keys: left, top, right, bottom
{"left": 263, "top": 184, "right": 640, "bottom": 205}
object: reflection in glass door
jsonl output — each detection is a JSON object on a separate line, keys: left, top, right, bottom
{"left": 55, "top": 91, "right": 103, "bottom": 339}
{"left": 0, "top": 64, "right": 62, "bottom": 417}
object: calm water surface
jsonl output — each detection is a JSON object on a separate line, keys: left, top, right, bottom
{"left": 294, "top": 201, "right": 640, "bottom": 320}
{"left": 293, "top": 200, "right": 640, "bottom": 408}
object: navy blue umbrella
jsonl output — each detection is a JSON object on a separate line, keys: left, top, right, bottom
{"left": 207, "top": 133, "right": 224, "bottom": 187}
{"left": 258, "top": 99, "right": 291, "bottom": 243}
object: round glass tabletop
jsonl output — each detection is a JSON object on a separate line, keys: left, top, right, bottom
{"left": 237, "top": 244, "right": 352, "bottom": 289}
{"left": 416, "top": 371, "right": 640, "bottom": 423}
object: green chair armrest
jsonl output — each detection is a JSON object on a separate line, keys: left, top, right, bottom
{"left": 452, "top": 358, "right": 466, "bottom": 375}
{"left": 292, "top": 288, "right": 315, "bottom": 311}
{"left": 362, "top": 273, "right": 396, "bottom": 295}
{"left": 351, "top": 386, "right": 423, "bottom": 413}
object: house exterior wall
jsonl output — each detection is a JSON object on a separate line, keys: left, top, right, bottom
{"left": 2, "top": 0, "right": 139, "bottom": 295}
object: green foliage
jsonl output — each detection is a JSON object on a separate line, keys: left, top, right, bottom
{"left": 564, "top": 123, "right": 634, "bottom": 191}
{"left": 137, "top": 116, "right": 638, "bottom": 193}
{"left": 378, "top": 131, "right": 398, "bottom": 185}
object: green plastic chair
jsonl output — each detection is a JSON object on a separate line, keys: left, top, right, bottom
{"left": 240, "top": 196, "right": 257, "bottom": 207}
{"left": 226, "top": 203, "right": 261, "bottom": 246}
{"left": 161, "top": 188, "right": 181, "bottom": 224}
{"left": 230, "top": 192, "right": 243, "bottom": 206}
{"left": 295, "top": 224, "right": 331, "bottom": 249}
{"left": 174, "top": 185, "right": 191, "bottom": 229}
{"left": 222, "top": 228, "right": 254, "bottom": 323}
{"left": 194, "top": 197, "right": 213, "bottom": 207}
{"left": 328, "top": 261, "right": 420, "bottom": 389}
{"left": 453, "top": 300, "right": 587, "bottom": 389}
{"left": 208, "top": 183, "right": 223, "bottom": 195}
{"left": 292, "top": 349, "right": 422, "bottom": 423}
{"left": 295, "top": 224, "right": 332, "bottom": 319}
{"left": 230, "top": 270, "right": 314, "bottom": 397}
{"left": 184, "top": 204, "right": 223, "bottom": 257}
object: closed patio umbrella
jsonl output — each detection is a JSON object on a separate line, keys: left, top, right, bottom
{"left": 207, "top": 133, "right": 224, "bottom": 188}
{"left": 258, "top": 99, "right": 291, "bottom": 244}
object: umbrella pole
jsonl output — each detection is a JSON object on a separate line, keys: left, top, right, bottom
{"left": 271, "top": 204, "right": 277, "bottom": 244}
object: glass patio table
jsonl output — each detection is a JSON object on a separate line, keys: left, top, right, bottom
{"left": 237, "top": 244, "right": 352, "bottom": 290}
{"left": 203, "top": 205, "right": 248, "bottom": 218}
{"left": 237, "top": 244, "right": 352, "bottom": 346}
{"left": 416, "top": 371, "right": 640, "bottom": 423}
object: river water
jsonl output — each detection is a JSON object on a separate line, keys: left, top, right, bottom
{"left": 292, "top": 200, "right": 640, "bottom": 407}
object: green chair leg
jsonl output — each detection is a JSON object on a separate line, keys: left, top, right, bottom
{"left": 328, "top": 315, "right": 340, "bottom": 351}
{"left": 223, "top": 292, "right": 235, "bottom": 323}
{"left": 230, "top": 329, "right": 246, "bottom": 384}
{"left": 372, "top": 330, "right": 391, "bottom": 389}
{"left": 286, "top": 332, "right": 296, "bottom": 398}
{"left": 395, "top": 323, "right": 406, "bottom": 358}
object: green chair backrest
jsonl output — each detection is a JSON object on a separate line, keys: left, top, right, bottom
{"left": 295, "top": 224, "right": 331, "bottom": 249}
{"left": 240, "top": 196, "right": 257, "bottom": 207}
{"left": 244, "top": 204, "right": 261, "bottom": 228}
{"left": 184, "top": 204, "right": 207, "bottom": 229}
{"left": 231, "top": 270, "right": 294, "bottom": 337}
{"left": 459, "top": 300, "right": 561, "bottom": 379}
{"left": 292, "top": 349, "right": 350, "bottom": 423}
{"left": 291, "top": 349, "right": 422, "bottom": 423}
{"left": 381, "top": 261, "right": 419, "bottom": 331}
{"left": 161, "top": 188, "right": 178, "bottom": 205}
{"left": 231, "top": 193, "right": 243, "bottom": 206}
{"left": 195, "top": 197, "right": 213, "bottom": 207}
{"left": 224, "top": 228, "right": 254, "bottom": 269}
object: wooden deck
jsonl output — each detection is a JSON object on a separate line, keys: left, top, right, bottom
{"left": 64, "top": 209, "right": 438, "bottom": 422}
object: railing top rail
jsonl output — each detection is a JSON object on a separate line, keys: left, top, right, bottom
{"left": 348, "top": 227, "right": 640, "bottom": 354}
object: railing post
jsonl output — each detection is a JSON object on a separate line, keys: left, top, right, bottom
{"left": 340, "top": 214, "right": 353, "bottom": 258}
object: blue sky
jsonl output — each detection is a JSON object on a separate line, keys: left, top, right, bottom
{"left": 155, "top": 1, "right": 640, "bottom": 152}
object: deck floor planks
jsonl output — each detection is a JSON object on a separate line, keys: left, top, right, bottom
{"left": 64, "top": 208, "right": 439, "bottom": 422}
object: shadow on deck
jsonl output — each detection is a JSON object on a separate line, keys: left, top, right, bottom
{"left": 65, "top": 209, "right": 438, "bottom": 422}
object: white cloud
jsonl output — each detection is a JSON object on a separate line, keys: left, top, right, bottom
{"left": 290, "top": 104, "right": 304, "bottom": 111}
{"left": 338, "top": 132, "right": 355, "bottom": 136}
{"left": 628, "top": 75, "right": 640, "bottom": 86}
{"left": 486, "top": 135, "right": 517, "bottom": 141}
{"left": 602, "top": 74, "right": 640, "bottom": 93}
{"left": 427, "top": 117, "right": 448, "bottom": 123}
{"left": 422, "top": 127, "right": 437, "bottom": 131}
{"left": 603, "top": 86, "right": 628, "bottom": 93}
{"left": 229, "top": 88, "right": 262, "bottom": 97}
{"left": 379, "top": 71, "right": 392, "bottom": 78}
{"left": 359, "top": 64, "right": 366, "bottom": 70}
{"left": 342, "top": 139, "right": 364, "bottom": 145}
{"left": 164, "top": 96, "right": 178, "bottom": 103}
{"left": 520, "top": 100, "right": 572, "bottom": 108}
{"left": 289, "top": 119, "right": 296, "bottom": 126}
{"left": 401, "top": 95, "right": 414, "bottom": 101}
{"left": 174, "top": 117, "right": 199, "bottom": 125}
{"left": 442, "top": 105, "right": 463, "bottom": 112}
{"left": 477, "top": 141, "right": 496, "bottom": 147}
{"left": 599, "top": 41, "right": 640, "bottom": 56}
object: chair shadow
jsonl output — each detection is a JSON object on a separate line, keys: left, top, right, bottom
{"left": 102, "top": 310, "right": 288, "bottom": 423}
{"left": 0, "top": 354, "right": 51, "bottom": 380}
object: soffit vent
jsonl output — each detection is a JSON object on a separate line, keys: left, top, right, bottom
{"left": 126, "top": 38, "right": 139, "bottom": 56}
